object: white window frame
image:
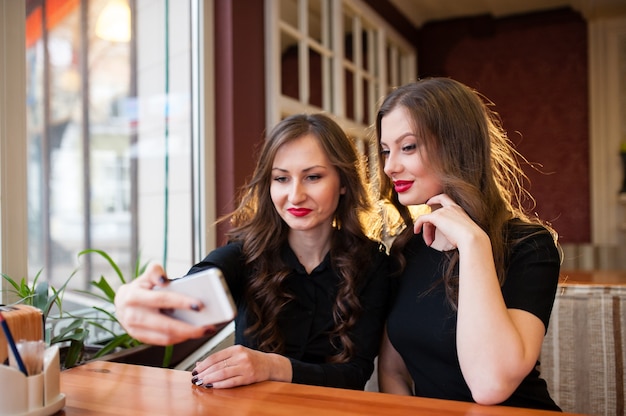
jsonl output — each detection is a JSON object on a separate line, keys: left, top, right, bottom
{"left": 0, "top": 0, "right": 214, "bottom": 303}
{"left": 265, "top": 0, "right": 416, "bottom": 155}
{"left": 0, "top": 0, "right": 28, "bottom": 304}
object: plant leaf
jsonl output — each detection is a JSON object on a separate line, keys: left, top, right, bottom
{"left": 1, "top": 273, "right": 21, "bottom": 292}
{"left": 43, "top": 269, "right": 79, "bottom": 319}
{"left": 162, "top": 344, "right": 174, "bottom": 368}
{"left": 79, "top": 249, "right": 126, "bottom": 284}
{"left": 63, "top": 328, "right": 88, "bottom": 368}
{"left": 33, "top": 281, "right": 49, "bottom": 312}
{"left": 92, "top": 333, "right": 140, "bottom": 358}
{"left": 50, "top": 319, "right": 86, "bottom": 343}
{"left": 90, "top": 276, "right": 117, "bottom": 303}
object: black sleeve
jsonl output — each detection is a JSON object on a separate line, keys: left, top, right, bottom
{"left": 187, "top": 242, "right": 247, "bottom": 303}
{"left": 290, "top": 245, "right": 391, "bottom": 390}
{"left": 501, "top": 227, "right": 560, "bottom": 331}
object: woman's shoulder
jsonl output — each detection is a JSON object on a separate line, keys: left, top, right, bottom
{"left": 506, "top": 219, "right": 556, "bottom": 241}
{"left": 191, "top": 241, "right": 245, "bottom": 269}
{"left": 363, "top": 237, "right": 389, "bottom": 257}
{"left": 505, "top": 219, "right": 560, "bottom": 261}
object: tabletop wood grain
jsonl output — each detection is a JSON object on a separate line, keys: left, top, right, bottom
{"left": 56, "top": 361, "right": 583, "bottom": 416}
{"left": 560, "top": 269, "right": 626, "bottom": 286}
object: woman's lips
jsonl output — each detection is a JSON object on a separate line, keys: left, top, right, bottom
{"left": 393, "top": 180, "right": 413, "bottom": 193}
{"left": 287, "top": 208, "right": 313, "bottom": 217}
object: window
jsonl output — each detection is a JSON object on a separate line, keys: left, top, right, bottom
{"left": 23, "top": 0, "right": 211, "bottom": 292}
{"left": 266, "top": 0, "right": 416, "bottom": 172}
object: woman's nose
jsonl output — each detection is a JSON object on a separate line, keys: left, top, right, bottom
{"left": 383, "top": 152, "right": 399, "bottom": 177}
{"left": 289, "top": 182, "right": 306, "bottom": 204}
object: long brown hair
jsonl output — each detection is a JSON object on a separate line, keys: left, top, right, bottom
{"left": 375, "top": 77, "right": 558, "bottom": 308}
{"left": 223, "top": 113, "right": 380, "bottom": 362}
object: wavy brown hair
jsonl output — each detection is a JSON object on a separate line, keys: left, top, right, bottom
{"left": 375, "top": 78, "right": 558, "bottom": 308}
{"left": 222, "top": 113, "right": 380, "bottom": 362}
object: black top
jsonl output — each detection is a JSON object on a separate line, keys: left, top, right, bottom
{"left": 188, "top": 238, "right": 390, "bottom": 390}
{"left": 386, "top": 223, "right": 561, "bottom": 410}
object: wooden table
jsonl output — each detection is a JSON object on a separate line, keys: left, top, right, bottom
{"left": 560, "top": 269, "right": 626, "bottom": 286}
{"left": 57, "top": 361, "right": 583, "bottom": 415}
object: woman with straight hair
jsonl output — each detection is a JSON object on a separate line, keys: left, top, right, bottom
{"left": 376, "top": 78, "right": 561, "bottom": 410}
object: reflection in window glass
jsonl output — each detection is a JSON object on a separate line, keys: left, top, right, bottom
{"left": 26, "top": 0, "right": 196, "bottom": 292}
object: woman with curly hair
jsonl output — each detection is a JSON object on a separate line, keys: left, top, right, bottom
{"left": 376, "top": 78, "right": 561, "bottom": 410}
{"left": 115, "top": 113, "right": 389, "bottom": 390}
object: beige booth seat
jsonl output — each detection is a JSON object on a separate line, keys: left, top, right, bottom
{"left": 540, "top": 271, "right": 626, "bottom": 416}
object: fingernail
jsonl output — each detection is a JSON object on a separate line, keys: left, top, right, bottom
{"left": 191, "top": 370, "right": 198, "bottom": 376}
{"left": 203, "top": 383, "right": 213, "bottom": 388}
{"left": 191, "top": 303, "right": 200, "bottom": 311}
{"left": 203, "top": 328, "right": 216, "bottom": 337}
{"left": 159, "top": 275, "right": 168, "bottom": 284}
{"left": 191, "top": 376, "right": 198, "bottom": 384}
{"left": 193, "top": 378, "right": 204, "bottom": 386}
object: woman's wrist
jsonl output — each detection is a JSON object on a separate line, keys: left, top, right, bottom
{"left": 269, "top": 353, "right": 293, "bottom": 383}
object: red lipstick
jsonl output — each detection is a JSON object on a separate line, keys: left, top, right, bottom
{"left": 288, "top": 208, "right": 312, "bottom": 217}
{"left": 393, "top": 180, "right": 413, "bottom": 193}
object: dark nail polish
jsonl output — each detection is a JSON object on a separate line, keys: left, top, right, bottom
{"left": 191, "top": 303, "right": 200, "bottom": 311}
{"left": 193, "top": 378, "right": 204, "bottom": 386}
{"left": 203, "top": 328, "right": 216, "bottom": 337}
{"left": 191, "top": 370, "right": 198, "bottom": 376}
{"left": 203, "top": 383, "right": 213, "bottom": 388}
{"left": 159, "top": 275, "right": 168, "bottom": 284}
{"left": 191, "top": 376, "right": 198, "bottom": 384}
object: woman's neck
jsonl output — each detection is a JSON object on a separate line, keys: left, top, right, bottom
{"left": 288, "top": 226, "right": 333, "bottom": 274}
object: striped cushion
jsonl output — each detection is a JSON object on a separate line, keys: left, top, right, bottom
{"left": 540, "top": 284, "right": 626, "bottom": 415}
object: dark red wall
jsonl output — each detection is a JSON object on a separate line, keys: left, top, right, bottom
{"left": 417, "top": 8, "right": 590, "bottom": 243}
{"left": 214, "top": 0, "right": 266, "bottom": 244}
{"left": 218, "top": 3, "right": 589, "bottom": 244}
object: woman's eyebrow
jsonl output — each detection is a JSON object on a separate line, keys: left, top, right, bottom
{"left": 381, "top": 132, "right": 417, "bottom": 145}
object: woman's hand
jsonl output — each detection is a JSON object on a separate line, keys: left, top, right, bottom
{"left": 191, "top": 345, "right": 292, "bottom": 388}
{"left": 114, "top": 263, "right": 217, "bottom": 345}
{"left": 413, "top": 193, "right": 486, "bottom": 251}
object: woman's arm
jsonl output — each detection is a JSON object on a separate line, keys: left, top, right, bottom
{"left": 414, "top": 194, "right": 558, "bottom": 405}
{"left": 378, "top": 327, "right": 413, "bottom": 395}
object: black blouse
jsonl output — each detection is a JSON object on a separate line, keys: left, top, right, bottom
{"left": 188, "top": 238, "right": 390, "bottom": 390}
{"left": 387, "top": 223, "right": 561, "bottom": 410}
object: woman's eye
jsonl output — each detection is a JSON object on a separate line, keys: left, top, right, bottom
{"left": 306, "top": 174, "right": 321, "bottom": 181}
{"left": 402, "top": 144, "right": 417, "bottom": 152}
{"left": 380, "top": 149, "right": 390, "bottom": 158}
{"left": 273, "top": 176, "right": 288, "bottom": 183}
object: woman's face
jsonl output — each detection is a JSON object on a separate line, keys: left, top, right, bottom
{"left": 270, "top": 134, "right": 345, "bottom": 234}
{"left": 380, "top": 106, "right": 443, "bottom": 206}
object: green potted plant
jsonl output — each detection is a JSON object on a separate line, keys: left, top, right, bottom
{"left": 2, "top": 249, "right": 214, "bottom": 369}
{"left": 0, "top": 268, "right": 90, "bottom": 368}
{"left": 0, "top": 249, "right": 144, "bottom": 368}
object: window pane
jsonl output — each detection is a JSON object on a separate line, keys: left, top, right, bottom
{"left": 309, "top": 48, "right": 323, "bottom": 108}
{"left": 281, "top": 32, "right": 300, "bottom": 101}
{"left": 280, "top": 0, "right": 298, "bottom": 29}
{"left": 26, "top": 0, "right": 196, "bottom": 292}
{"left": 308, "top": 0, "right": 324, "bottom": 44}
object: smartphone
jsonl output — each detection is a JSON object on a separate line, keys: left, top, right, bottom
{"left": 156, "top": 268, "right": 236, "bottom": 326}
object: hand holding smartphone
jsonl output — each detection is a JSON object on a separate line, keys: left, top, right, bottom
{"left": 155, "top": 268, "right": 236, "bottom": 326}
